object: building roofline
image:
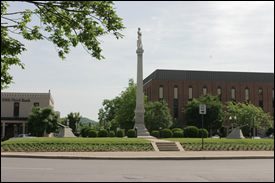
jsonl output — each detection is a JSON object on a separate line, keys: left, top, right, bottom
{"left": 1, "top": 91, "right": 55, "bottom": 105}
{"left": 154, "top": 69, "right": 274, "bottom": 74}
{"left": 1, "top": 92, "right": 51, "bottom": 95}
{"left": 143, "top": 69, "right": 274, "bottom": 84}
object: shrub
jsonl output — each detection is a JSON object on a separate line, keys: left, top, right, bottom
{"left": 160, "top": 128, "right": 173, "bottom": 138}
{"left": 116, "top": 129, "right": 125, "bottom": 137}
{"left": 173, "top": 130, "right": 184, "bottom": 138}
{"left": 184, "top": 126, "right": 199, "bottom": 138}
{"left": 198, "top": 128, "right": 208, "bottom": 138}
{"left": 265, "top": 127, "right": 274, "bottom": 137}
{"left": 108, "top": 131, "right": 116, "bottom": 137}
{"left": 172, "top": 128, "right": 183, "bottom": 134}
{"left": 98, "top": 129, "right": 108, "bottom": 137}
{"left": 87, "top": 129, "right": 97, "bottom": 137}
{"left": 80, "top": 127, "right": 90, "bottom": 137}
{"left": 151, "top": 130, "right": 160, "bottom": 138}
{"left": 127, "top": 129, "right": 137, "bottom": 138}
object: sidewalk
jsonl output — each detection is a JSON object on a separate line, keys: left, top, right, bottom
{"left": 1, "top": 151, "right": 274, "bottom": 160}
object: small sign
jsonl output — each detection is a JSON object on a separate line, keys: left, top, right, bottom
{"left": 199, "top": 104, "right": 206, "bottom": 115}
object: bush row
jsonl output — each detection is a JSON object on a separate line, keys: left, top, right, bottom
{"left": 181, "top": 143, "right": 274, "bottom": 151}
{"left": 80, "top": 128, "right": 137, "bottom": 138}
{"left": 150, "top": 126, "right": 209, "bottom": 138}
{"left": 1, "top": 143, "right": 154, "bottom": 152}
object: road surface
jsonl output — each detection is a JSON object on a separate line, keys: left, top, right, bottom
{"left": 1, "top": 158, "right": 274, "bottom": 182}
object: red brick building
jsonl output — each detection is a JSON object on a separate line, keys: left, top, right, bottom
{"left": 143, "top": 69, "right": 274, "bottom": 126}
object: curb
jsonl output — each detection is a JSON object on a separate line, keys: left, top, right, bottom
{"left": 1, "top": 154, "right": 273, "bottom": 160}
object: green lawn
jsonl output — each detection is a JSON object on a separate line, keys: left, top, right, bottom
{"left": 2, "top": 137, "right": 273, "bottom": 152}
{"left": 1, "top": 137, "right": 154, "bottom": 152}
{"left": 166, "top": 138, "right": 274, "bottom": 151}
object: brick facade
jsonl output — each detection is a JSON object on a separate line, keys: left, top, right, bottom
{"left": 143, "top": 70, "right": 274, "bottom": 126}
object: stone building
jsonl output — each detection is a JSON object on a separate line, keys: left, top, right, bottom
{"left": 143, "top": 69, "right": 274, "bottom": 126}
{"left": 1, "top": 91, "right": 54, "bottom": 139}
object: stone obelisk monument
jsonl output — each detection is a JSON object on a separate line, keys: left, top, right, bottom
{"left": 134, "top": 28, "right": 150, "bottom": 137}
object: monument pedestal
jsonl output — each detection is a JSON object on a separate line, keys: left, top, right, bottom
{"left": 134, "top": 110, "right": 150, "bottom": 136}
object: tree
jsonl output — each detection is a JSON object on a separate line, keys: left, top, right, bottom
{"left": 98, "top": 79, "right": 174, "bottom": 133}
{"left": 98, "top": 79, "right": 137, "bottom": 132}
{"left": 28, "top": 107, "right": 59, "bottom": 136}
{"left": 1, "top": 1, "right": 124, "bottom": 89}
{"left": 66, "top": 112, "right": 81, "bottom": 134}
{"left": 224, "top": 102, "right": 273, "bottom": 137}
{"left": 144, "top": 101, "right": 173, "bottom": 132}
{"left": 114, "top": 79, "right": 137, "bottom": 131}
{"left": 98, "top": 98, "right": 120, "bottom": 130}
{"left": 184, "top": 95, "right": 223, "bottom": 136}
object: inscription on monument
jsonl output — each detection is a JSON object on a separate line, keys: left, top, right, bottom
{"left": 2, "top": 98, "right": 31, "bottom": 102}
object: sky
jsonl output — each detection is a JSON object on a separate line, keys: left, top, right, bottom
{"left": 3, "top": 1, "right": 274, "bottom": 121}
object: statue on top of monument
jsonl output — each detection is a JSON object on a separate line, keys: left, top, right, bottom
{"left": 137, "top": 27, "right": 143, "bottom": 49}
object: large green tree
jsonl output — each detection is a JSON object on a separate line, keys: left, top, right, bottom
{"left": 114, "top": 79, "right": 137, "bottom": 131}
{"left": 28, "top": 107, "right": 59, "bottom": 137}
{"left": 98, "top": 79, "right": 173, "bottom": 132}
{"left": 1, "top": 1, "right": 124, "bottom": 89}
{"left": 223, "top": 102, "right": 273, "bottom": 137}
{"left": 184, "top": 95, "right": 223, "bottom": 136}
{"left": 66, "top": 112, "right": 81, "bottom": 135}
{"left": 98, "top": 98, "right": 120, "bottom": 130}
{"left": 144, "top": 101, "right": 172, "bottom": 132}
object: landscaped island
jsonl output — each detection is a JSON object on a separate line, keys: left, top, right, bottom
{"left": 1, "top": 138, "right": 154, "bottom": 152}
{"left": 1, "top": 137, "right": 273, "bottom": 152}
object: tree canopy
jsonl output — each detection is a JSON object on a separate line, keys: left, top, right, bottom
{"left": 223, "top": 102, "right": 273, "bottom": 136}
{"left": 144, "top": 101, "right": 172, "bottom": 131}
{"left": 28, "top": 107, "right": 59, "bottom": 137}
{"left": 66, "top": 112, "right": 81, "bottom": 134}
{"left": 1, "top": 1, "right": 124, "bottom": 89}
{"left": 184, "top": 95, "right": 223, "bottom": 135}
{"left": 98, "top": 79, "right": 136, "bottom": 131}
{"left": 98, "top": 79, "right": 173, "bottom": 132}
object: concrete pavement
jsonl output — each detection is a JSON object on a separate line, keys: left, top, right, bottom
{"left": 1, "top": 151, "right": 274, "bottom": 160}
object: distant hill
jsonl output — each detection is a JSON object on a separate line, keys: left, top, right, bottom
{"left": 79, "top": 117, "right": 98, "bottom": 124}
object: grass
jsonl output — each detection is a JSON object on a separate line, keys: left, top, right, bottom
{"left": 1, "top": 137, "right": 154, "bottom": 152}
{"left": 2, "top": 137, "right": 273, "bottom": 152}
{"left": 166, "top": 138, "right": 274, "bottom": 151}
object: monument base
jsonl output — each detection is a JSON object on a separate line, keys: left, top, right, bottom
{"left": 134, "top": 122, "right": 151, "bottom": 136}
{"left": 137, "top": 135, "right": 156, "bottom": 139}
{"left": 134, "top": 111, "right": 150, "bottom": 137}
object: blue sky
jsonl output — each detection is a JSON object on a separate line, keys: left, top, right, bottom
{"left": 3, "top": 1, "right": 274, "bottom": 121}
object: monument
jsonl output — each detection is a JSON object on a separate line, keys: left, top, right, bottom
{"left": 134, "top": 28, "right": 150, "bottom": 137}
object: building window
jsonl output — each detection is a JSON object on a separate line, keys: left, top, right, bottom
{"left": 173, "top": 85, "right": 179, "bottom": 118}
{"left": 13, "top": 102, "right": 19, "bottom": 117}
{"left": 217, "top": 87, "right": 222, "bottom": 100}
{"left": 245, "top": 88, "right": 249, "bottom": 102}
{"left": 202, "top": 86, "right": 207, "bottom": 96}
{"left": 173, "top": 99, "right": 179, "bottom": 118}
{"left": 34, "top": 102, "right": 39, "bottom": 107}
{"left": 148, "top": 87, "right": 151, "bottom": 100}
{"left": 258, "top": 88, "right": 263, "bottom": 109}
{"left": 188, "top": 86, "right": 193, "bottom": 100}
{"left": 174, "top": 86, "right": 178, "bottom": 99}
{"left": 159, "top": 85, "right": 163, "bottom": 100}
{"left": 231, "top": 87, "right": 236, "bottom": 101}
{"left": 272, "top": 88, "right": 274, "bottom": 108}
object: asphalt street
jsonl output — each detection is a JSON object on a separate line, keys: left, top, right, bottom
{"left": 1, "top": 158, "right": 274, "bottom": 182}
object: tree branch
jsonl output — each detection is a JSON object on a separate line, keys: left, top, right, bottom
{"left": 3, "top": 11, "right": 29, "bottom": 16}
